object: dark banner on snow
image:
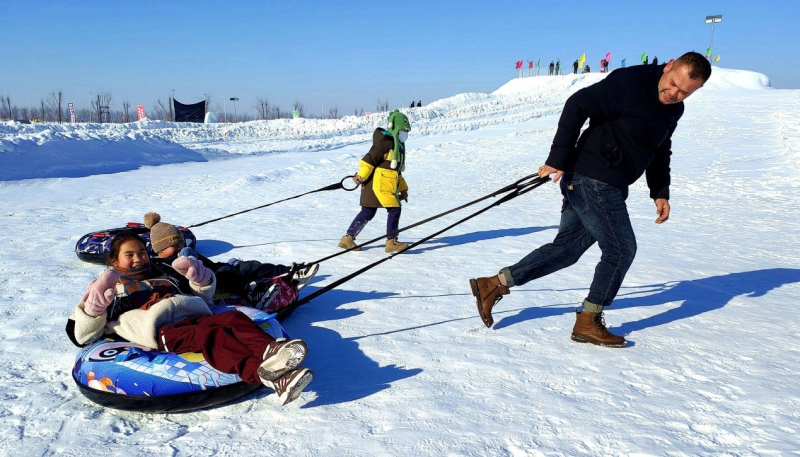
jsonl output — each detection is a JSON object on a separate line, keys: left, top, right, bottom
{"left": 173, "top": 99, "right": 206, "bottom": 123}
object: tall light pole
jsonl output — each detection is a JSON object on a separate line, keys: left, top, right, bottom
{"left": 705, "top": 15, "right": 722, "bottom": 59}
{"left": 230, "top": 97, "right": 239, "bottom": 122}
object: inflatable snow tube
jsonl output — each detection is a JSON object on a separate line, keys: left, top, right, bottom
{"left": 75, "top": 223, "right": 197, "bottom": 265}
{"left": 72, "top": 305, "right": 288, "bottom": 413}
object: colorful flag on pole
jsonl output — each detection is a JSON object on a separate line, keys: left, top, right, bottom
{"left": 706, "top": 47, "right": 712, "bottom": 58}
{"left": 536, "top": 58, "right": 541, "bottom": 68}
{"left": 529, "top": 60, "right": 534, "bottom": 69}
{"left": 605, "top": 52, "right": 611, "bottom": 62}
{"left": 578, "top": 53, "right": 586, "bottom": 70}
{"left": 640, "top": 52, "right": 647, "bottom": 63}
{"left": 621, "top": 58, "right": 626, "bottom": 68}
{"left": 713, "top": 55, "right": 721, "bottom": 62}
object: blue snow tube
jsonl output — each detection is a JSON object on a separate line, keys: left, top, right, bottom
{"left": 72, "top": 305, "right": 288, "bottom": 412}
{"left": 75, "top": 223, "right": 197, "bottom": 265}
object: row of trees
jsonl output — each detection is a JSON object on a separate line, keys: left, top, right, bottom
{"left": 0, "top": 90, "right": 393, "bottom": 124}
{"left": 1, "top": 91, "right": 121, "bottom": 123}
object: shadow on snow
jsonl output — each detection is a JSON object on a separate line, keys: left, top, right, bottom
{"left": 404, "top": 226, "right": 558, "bottom": 254}
{"left": 276, "top": 275, "right": 422, "bottom": 408}
{"left": 493, "top": 268, "right": 800, "bottom": 337}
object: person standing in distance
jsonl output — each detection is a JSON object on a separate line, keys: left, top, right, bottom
{"left": 469, "top": 52, "right": 711, "bottom": 347}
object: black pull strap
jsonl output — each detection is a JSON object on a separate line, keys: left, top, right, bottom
{"left": 292, "top": 176, "right": 549, "bottom": 308}
{"left": 309, "top": 172, "right": 542, "bottom": 265}
{"left": 189, "top": 175, "right": 358, "bottom": 228}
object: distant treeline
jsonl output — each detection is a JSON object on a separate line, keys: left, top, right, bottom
{"left": 1, "top": 90, "right": 399, "bottom": 124}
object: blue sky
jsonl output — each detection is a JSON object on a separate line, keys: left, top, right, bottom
{"left": 2, "top": 0, "right": 798, "bottom": 118}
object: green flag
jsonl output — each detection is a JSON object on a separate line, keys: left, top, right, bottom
{"left": 706, "top": 47, "right": 712, "bottom": 58}
{"left": 537, "top": 58, "right": 540, "bottom": 68}
{"left": 640, "top": 52, "right": 647, "bottom": 63}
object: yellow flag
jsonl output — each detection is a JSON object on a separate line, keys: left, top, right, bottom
{"left": 578, "top": 53, "right": 586, "bottom": 70}
{"left": 713, "top": 55, "right": 721, "bottom": 62}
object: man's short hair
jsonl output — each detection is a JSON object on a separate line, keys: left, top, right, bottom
{"left": 675, "top": 52, "right": 712, "bottom": 82}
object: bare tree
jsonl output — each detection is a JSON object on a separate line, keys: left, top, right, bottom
{"left": 375, "top": 99, "right": 390, "bottom": 113}
{"left": 270, "top": 105, "right": 281, "bottom": 119}
{"left": 293, "top": 99, "right": 305, "bottom": 117}
{"left": 256, "top": 97, "right": 271, "bottom": 120}
{"left": 168, "top": 95, "right": 174, "bottom": 122}
{"left": 1, "top": 95, "right": 11, "bottom": 120}
{"left": 122, "top": 100, "right": 131, "bottom": 123}
{"left": 328, "top": 106, "right": 339, "bottom": 119}
{"left": 76, "top": 108, "right": 92, "bottom": 122}
{"left": 153, "top": 99, "right": 170, "bottom": 121}
{"left": 47, "top": 91, "right": 64, "bottom": 123}
{"left": 40, "top": 99, "right": 46, "bottom": 122}
{"left": 91, "top": 91, "right": 112, "bottom": 124}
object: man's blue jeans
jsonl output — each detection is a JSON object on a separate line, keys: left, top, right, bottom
{"left": 501, "top": 173, "right": 637, "bottom": 307}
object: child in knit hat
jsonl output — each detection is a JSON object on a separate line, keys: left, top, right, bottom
{"left": 144, "top": 212, "right": 318, "bottom": 312}
{"left": 338, "top": 109, "right": 412, "bottom": 253}
{"left": 145, "top": 211, "right": 186, "bottom": 256}
{"left": 66, "top": 230, "right": 314, "bottom": 405}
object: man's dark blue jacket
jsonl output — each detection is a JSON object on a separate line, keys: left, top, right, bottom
{"left": 546, "top": 64, "right": 684, "bottom": 200}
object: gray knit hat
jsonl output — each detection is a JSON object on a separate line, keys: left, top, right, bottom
{"left": 144, "top": 212, "right": 184, "bottom": 254}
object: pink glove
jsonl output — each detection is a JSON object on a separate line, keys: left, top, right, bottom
{"left": 82, "top": 269, "right": 120, "bottom": 317}
{"left": 172, "top": 256, "right": 212, "bottom": 285}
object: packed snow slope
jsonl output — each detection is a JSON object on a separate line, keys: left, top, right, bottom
{"left": 1, "top": 67, "right": 799, "bottom": 456}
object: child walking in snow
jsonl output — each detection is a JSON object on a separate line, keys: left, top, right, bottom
{"left": 66, "top": 230, "right": 313, "bottom": 406}
{"left": 339, "top": 109, "right": 412, "bottom": 253}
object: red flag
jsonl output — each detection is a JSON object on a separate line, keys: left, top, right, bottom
{"left": 529, "top": 60, "right": 533, "bottom": 69}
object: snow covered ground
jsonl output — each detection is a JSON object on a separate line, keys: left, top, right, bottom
{"left": 1, "top": 67, "right": 798, "bottom": 456}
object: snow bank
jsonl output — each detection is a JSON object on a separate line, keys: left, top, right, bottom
{"left": 703, "top": 66, "right": 772, "bottom": 90}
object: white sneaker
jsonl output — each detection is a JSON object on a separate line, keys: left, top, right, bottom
{"left": 247, "top": 281, "right": 279, "bottom": 310}
{"left": 227, "top": 258, "right": 242, "bottom": 267}
{"left": 262, "top": 368, "right": 314, "bottom": 406}
{"left": 258, "top": 339, "right": 308, "bottom": 381}
{"left": 291, "top": 263, "right": 319, "bottom": 290}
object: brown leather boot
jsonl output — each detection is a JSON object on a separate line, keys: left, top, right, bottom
{"left": 571, "top": 310, "right": 626, "bottom": 347}
{"left": 469, "top": 276, "right": 509, "bottom": 328}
